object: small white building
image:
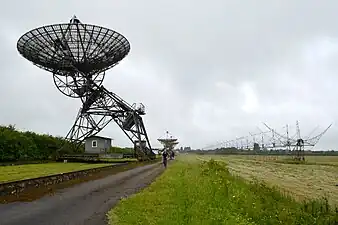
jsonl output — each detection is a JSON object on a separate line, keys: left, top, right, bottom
{"left": 84, "top": 135, "right": 112, "bottom": 154}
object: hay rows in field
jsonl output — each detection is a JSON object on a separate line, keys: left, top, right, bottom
{"left": 219, "top": 156, "right": 338, "bottom": 207}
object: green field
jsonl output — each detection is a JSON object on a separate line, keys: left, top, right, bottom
{"left": 0, "top": 162, "right": 113, "bottom": 183}
{"left": 108, "top": 155, "right": 338, "bottom": 225}
{"left": 209, "top": 155, "right": 338, "bottom": 207}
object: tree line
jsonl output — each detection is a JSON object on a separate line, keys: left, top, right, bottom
{"left": 0, "top": 124, "right": 85, "bottom": 162}
{"left": 0, "top": 124, "right": 136, "bottom": 162}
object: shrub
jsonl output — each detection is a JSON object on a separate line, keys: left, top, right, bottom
{"left": 0, "top": 124, "right": 81, "bottom": 162}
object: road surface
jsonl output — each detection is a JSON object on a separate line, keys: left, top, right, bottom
{"left": 0, "top": 162, "right": 164, "bottom": 225}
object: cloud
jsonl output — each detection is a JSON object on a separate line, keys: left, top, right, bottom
{"left": 0, "top": 0, "right": 338, "bottom": 150}
{"left": 240, "top": 83, "right": 259, "bottom": 114}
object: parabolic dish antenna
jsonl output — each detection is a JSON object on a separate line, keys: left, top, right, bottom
{"left": 158, "top": 131, "right": 179, "bottom": 152}
{"left": 17, "top": 16, "right": 130, "bottom": 76}
{"left": 17, "top": 16, "right": 155, "bottom": 161}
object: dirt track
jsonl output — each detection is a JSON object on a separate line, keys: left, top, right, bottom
{"left": 0, "top": 162, "right": 164, "bottom": 225}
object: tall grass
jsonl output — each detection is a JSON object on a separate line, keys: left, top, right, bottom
{"left": 108, "top": 158, "right": 338, "bottom": 225}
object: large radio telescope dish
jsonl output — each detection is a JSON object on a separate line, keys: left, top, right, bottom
{"left": 17, "top": 18, "right": 130, "bottom": 76}
{"left": 17, "top": 17, "right": 131, "bottom": 98}
{"left": 16, "top": 16, "right": 155, "bottom": 161}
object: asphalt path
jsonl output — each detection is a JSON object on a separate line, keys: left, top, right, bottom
{"left": 0, "top": 162, "right": 164, "bottom": 225}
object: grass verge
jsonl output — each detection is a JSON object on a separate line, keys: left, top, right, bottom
{"left": 108, "top": 157, "right": 338, "bottom": 225}
{"left": 0, "top": 162, "right": 114, "bottom": 183}
{"left": 0, "top": 159, "right": 161, "bottom": 203}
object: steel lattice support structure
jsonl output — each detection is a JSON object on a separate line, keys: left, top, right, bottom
{"left": 203, "top": 121, "right": 332, "bottom": 160}
{"left": 263, "top": 121, "right": 332, "bottom": 161}
{"left": 17, "top": 16, "right": 155, "bottom": 160}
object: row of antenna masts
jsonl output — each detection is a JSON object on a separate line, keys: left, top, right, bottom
{"left": 203, "top": 121, "right": 332, "bottom": 161}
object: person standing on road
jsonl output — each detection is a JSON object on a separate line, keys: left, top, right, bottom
{"left": 162, "top": 150, "right": 168, "bottom": 168}
{"left": 170, "top": 151, "right": 175, "bottom": 160}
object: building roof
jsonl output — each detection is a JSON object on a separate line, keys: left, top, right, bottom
{"left": 85, "top": 135, "right": 113, "bottom": 140}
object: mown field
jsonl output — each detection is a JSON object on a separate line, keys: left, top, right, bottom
{"left": 212, "top": 155, "right": 338, "bottom": 207}
{"left": 0, "top": 162, "right": 113, "bottom": 183}
{"left": 108, "top": 154, "right": 338, "bottom": 225}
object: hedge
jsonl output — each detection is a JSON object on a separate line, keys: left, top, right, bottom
{"left": 108, "top": 146, "right": 134, "bottom": 154}
{"left": 0, "top": 124, "right": 83, "bottom": 162}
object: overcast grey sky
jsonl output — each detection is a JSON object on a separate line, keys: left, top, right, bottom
{"left": 0, "top": 0, "right": 337, "bottom": 149}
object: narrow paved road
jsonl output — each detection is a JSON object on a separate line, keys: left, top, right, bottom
{"left": 0, "top": 162, "right": 164, "bottom": 225}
